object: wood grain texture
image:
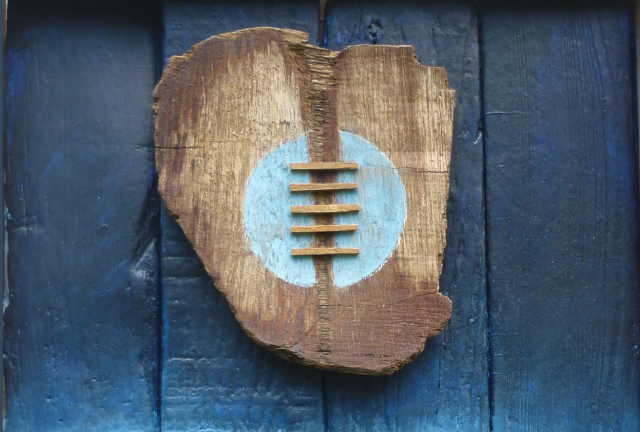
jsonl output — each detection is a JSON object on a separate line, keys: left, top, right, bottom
{"left": 3, "top": 4, "right": 160, "bottom": 431}
{"left": 290, "top": 162, "right": 358, "bottom": 170}
{"left": 483, "top": 3, "right": 640, "bottom": 430}
{"left": 290, "top": 204, "right": 360, "bottom": 213}
{"left": 154, "top": 26, "right": 454, "bottom": 373}
{"left": 291, "top": 224, "right": 358, "bottom": 232}
{"left": 159, "top": 3, "right": 325, "bottom": 430}
{"left": 290, "top": 182, "right": 357, "bottom": 191}
{"left": 324, "top": 1, "right": 488, "bottom": 430}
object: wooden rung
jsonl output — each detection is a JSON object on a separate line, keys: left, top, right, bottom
{"left": 290, "top": 183, "right": 357, "bottom": 192}
{"left": 290, "top": 162, "right": 358, "bottom": 171}
{"left": 291, "top": 224, "right": 358, "bottom": 233}
{"left": 291, "top": 247, "right": 359, "bottom": 256}
{"left": 290, "top": 204, "right": 360, "bottom": 214}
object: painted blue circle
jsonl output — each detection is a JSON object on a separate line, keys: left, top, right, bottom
{"left": 243, "top": 131, "right": 406, "bottom": 288}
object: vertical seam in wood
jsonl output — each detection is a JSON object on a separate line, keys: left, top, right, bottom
{"left": 155, "top": 198, "right": 164, "bottom": 432}
{"left": 318, "top": 0, "right": 327, "bottom": 47}
{"left": 321, "top": 370, "right": 329, "bottom": 432}
{"left": 155, "top": 200, "right": 164, "bottom": 432}
{"left": 317, "top": 4, "right": 329, "bottom": 430}
{"left": 153, "top": 4, "right": 165, "bottom": 430}
{"left": 636, "top": 0, "right": 640, "bottom": 219}
{"left": 1, "top": 1, "right": 5, "bottom": 429}
{"left": 478, "top": 2, "right": 495, "bottom": 431}
{"left": 301, "top": 45, "right": 338, "bottom": 359}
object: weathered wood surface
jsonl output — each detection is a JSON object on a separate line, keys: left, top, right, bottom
{"left": 154, "top": 26, "right": 454, "bottom": 374}
{"left": 323, "top": 1, "right": 489, "bottom": 430}
{"left": 5, "top": 2, "right": 638, "bottom": 431}
{"left": 3, "top": 3, "right": 161, "bottom": 431}
{"left": 159, "top": 3, "right": 326, "bottom": 430}
{"left": 483, "top": 3, "right": 640, "bottom": 431}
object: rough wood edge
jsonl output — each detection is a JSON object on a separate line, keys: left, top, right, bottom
{"left": 231, "top": 279, "right": 452, "bottom": 375}
{"left": 335, "top": 44, "right": 451, "bottom": 99}
{"left": 267, "top": 292, "right": 452, "bottom": 375}
{"left": 153, "top": 27, "right": 454, "bottom": 375}
{"left": 152, "top": 27, "right": 309, "bottom": 110}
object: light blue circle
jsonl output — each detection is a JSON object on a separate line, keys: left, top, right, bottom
{"left": 243, "top": 131, "right": 406, "bottom": 288}
{"left": 243, "top": 135, "right": 316, "bottom": 287}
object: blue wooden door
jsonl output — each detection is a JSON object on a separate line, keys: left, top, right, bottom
{"left": 4, "top": 0, "right": 638, "bottom": 431}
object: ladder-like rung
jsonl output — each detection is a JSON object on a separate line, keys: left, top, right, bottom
{"left": 291, "top": 247, "right": 360, "bottom": 256}
{"left": 290, "top": 183, "right": 357, "bottom": 192}
{"left": 290, "top": 204, "right": 359, "bottom": 214}
{"left": 290, "top": 162, "right": 358, "bottom": 171}
{"left": 291, "top": 224, "right": 358, "bottom": 233}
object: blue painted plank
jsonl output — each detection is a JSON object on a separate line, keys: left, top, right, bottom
{"left": 163, "top": 2, "right": 322, "bottom": 58}
{"left": 483, "top": 3, "right": 640, "bottom": 431}
{"left": 160, "top": 3, "right": 325, "bottom": 431}
{"left": 1, "top": 0, "right": 5, "bottom": 428}
{"left": 324, "top": 2, "right": 488, "bottom": 431}
{"left": 3, "top": 3, "right": 161, "bottom": 432}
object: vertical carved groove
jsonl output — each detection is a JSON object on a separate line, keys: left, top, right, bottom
{"left": 301, "top": 45, "right": 339, "bottom": 358}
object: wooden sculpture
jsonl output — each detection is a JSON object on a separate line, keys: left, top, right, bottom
{"left": 153, "top": 27, "right": 455, "bottom": 374}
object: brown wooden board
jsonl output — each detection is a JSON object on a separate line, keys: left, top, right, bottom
{"left": 154, "top": 27, "right": 455, "bottom": 374}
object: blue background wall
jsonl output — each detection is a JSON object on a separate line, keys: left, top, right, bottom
{"left": 3, "top": 0, "right": 638, "bottom": 431}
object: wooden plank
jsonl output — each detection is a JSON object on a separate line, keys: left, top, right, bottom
{"left": 290, "top": 162, "right": 358, "bottom": 170}
{"left": 290, "top": 204, "right": 360, "bottom": 214}
{"left": 483, "top": 3, "right": 640, "bottom": 430}
{"left": 324, "top": 1, "right": 488, "bottom": 430}
{"left": 291, "top": 224, "right": 358, "bottom": 233}
{"left": 160, "top": 3, "right": 325, "bottom": 431}
{"left": 290, "top": 182, "right": 357, "bottom": 191}
{"left": 0, "top": 0, "right": 5, "bottom": 427}
{"left": 637, "top": 0, "right": 640, "bottom": 199}
{"left": 3, "top": 3, "right": 160, "bottom": 430}
{"left": 292, "top": 247, "right": 359, "bottom": 256}
{"left": 155, "top": 26, "right": 454, "bottom": 373}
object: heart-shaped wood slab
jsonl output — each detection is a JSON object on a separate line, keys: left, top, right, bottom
{"left": 153, "top": 27, "right": 454, "bottom": 374}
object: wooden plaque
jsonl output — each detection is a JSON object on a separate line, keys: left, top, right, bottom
{"left": 154, "top": 27, "right": 454, "bottom": 374}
